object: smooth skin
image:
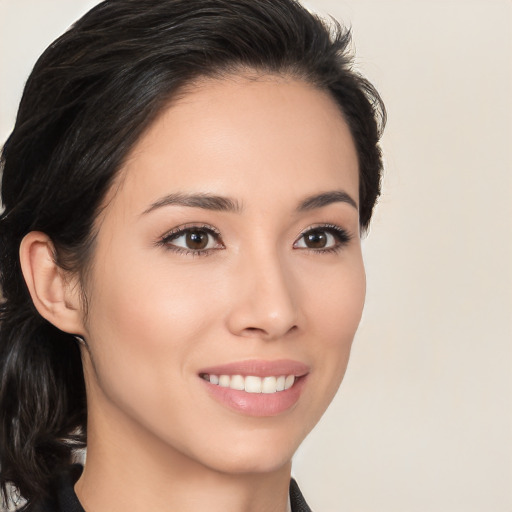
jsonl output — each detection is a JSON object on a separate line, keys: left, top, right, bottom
{"left": 20, "top": 73, "right": 365, "bottom": 512}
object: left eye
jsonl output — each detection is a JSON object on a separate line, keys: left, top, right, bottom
{"left": 294, "top": 227, "right": 350, "bottom": 250}
{"left": 163, "top": 227, "right": 221, "bottom": 251}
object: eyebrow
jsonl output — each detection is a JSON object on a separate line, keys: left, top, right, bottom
{"left": 142, "top": 193, "right": 243, "bottom": 215}
{"left": 142, "top": 189, "right": 357, "bottom": 215}
{"left": 297, "top": 190, "right": 358, "bottom": 211}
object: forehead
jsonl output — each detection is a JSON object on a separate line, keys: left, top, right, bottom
{"left": 104, "top": 74, "right": 359, "bottom": 216}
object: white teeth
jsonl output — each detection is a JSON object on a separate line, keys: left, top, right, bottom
{"left": 204, "top": 374, "right": 297, "bottom": 393}
{"left": 219, "top": 375, "right": 230, "bottom": 387}
{"left": 262, "top": 376, "right": 277, "bottom": 394}
{"left": 230, "top": 374, "right": 245, "bottom": 391}
{"left": 245, "top": 376, "right": 262, "bottom": 393}
{"left": 285, "top": 375, "right": 295, "bottom": 390}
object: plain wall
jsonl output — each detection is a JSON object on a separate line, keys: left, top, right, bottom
{"left": 1, "top": 1, "right": 511, "bottom": 511}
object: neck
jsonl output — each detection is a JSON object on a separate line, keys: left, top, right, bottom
{"left": 75, "top": 394, "right": 292, "bottom": 512}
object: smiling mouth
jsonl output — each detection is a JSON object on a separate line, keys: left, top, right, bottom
{"left": 200, "top": 373, "right": 297, "bottom": 394}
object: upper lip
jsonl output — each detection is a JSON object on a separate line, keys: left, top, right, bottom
{"left": 198, "top": 359, "right": 310, "bottom": 378}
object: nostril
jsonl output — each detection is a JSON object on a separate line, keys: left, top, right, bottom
{"left": 243, "top": 327, "right": 266, "bottom": 335}
{"left": 241, "top": 324, "right": 298, "bottom": 339}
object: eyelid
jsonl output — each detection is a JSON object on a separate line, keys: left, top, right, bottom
{"left": 160, "top": 223, "right": 222, "bottom": 240}
{"left": 293, "top": 223, "right": 353, "bottom": 250}
{"left": 157, "top": 223, "right": 224, "bottom": 255}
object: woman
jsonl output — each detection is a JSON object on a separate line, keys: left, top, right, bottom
{"left": 0, "top": 0, "right": 385, "bottom": 510}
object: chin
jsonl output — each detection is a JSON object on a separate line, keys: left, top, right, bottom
{"left": 190, "top": 423, "right": 306, "bottom": 476}
{"left": 204, "top": 448, "right": 293, "bottom": 476}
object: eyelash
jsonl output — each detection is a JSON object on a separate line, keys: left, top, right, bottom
{"left": 157, "top": 224, "right": 223, "bottom": 257}
{"left": 157, "top": 223, "right": 352, "bottom": 257}
{"left": 297, "top": 224, "right": 353, "bottom": 254}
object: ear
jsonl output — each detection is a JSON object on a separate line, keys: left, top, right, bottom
{"left": 19, "top": 231, "right": 85, "bottom": 336}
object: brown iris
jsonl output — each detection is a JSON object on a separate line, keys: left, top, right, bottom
{"left": 304, "top": 230, "right": 328, "bottom": 249}
{"left": 185, "top": 230, "right": 209, "bottom": 250}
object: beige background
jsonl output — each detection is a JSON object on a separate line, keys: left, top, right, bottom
{"left": 1, "top": 1, "right": 511, "bottom": 511}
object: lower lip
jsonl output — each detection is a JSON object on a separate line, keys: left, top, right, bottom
{"left": 201, "top": 376, "right": 307, "bottom": 417}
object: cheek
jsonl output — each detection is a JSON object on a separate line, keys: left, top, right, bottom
{"left": 303, "top": 256, "right": 366, "bottom": 398}
{"left": 90, "top": 243, "right": 218, "bottom": 332}
{"left": 306, "top": 254, "right": 366, "bottom": 345}
{"left": 80, "top": 257, "right": 226, "bottom": 455}
{"left": 81, "top": 252, "right": 220, "bottom": 399}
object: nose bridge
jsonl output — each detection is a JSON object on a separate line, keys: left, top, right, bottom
{"left": 226, "top": 242, "right": 299, "bottom": 340}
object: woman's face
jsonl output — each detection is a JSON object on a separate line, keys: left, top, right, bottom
{"left": 78, "top": 74, "right": 365, "bottom": 475}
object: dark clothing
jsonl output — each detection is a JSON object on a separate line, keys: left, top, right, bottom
{"left": 32, "top": 465, "right": 83, "bottom": 512}
{"left": 289, "top": 478, "right": 313, "bottom": 512}
{"left": 33, "top": 464, "right": 312, "bottom": 512}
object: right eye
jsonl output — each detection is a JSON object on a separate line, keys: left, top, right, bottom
{"left": 159, "top": 225, "right": 224, "bottom": 255}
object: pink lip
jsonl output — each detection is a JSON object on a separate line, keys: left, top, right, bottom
{"left": 198, "top": 359, "right": 310, "bottom": 417}
{"left": 198, "top": 359, "right": 310, "bottom": 378}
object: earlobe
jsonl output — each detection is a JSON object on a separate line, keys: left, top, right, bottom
{"left": 19, "top": 231, "right": 85, "bottom": 335}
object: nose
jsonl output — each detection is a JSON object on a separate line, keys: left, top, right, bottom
{"left": 225, "top": 248, "right": 299, "bottom": 341}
